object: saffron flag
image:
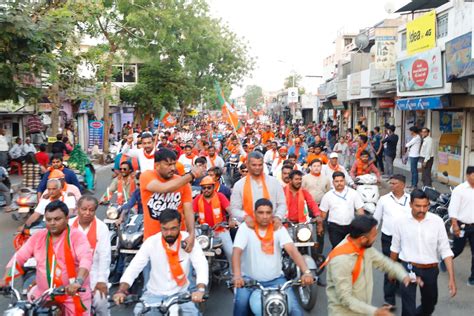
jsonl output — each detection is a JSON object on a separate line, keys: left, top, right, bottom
{"left": 215, "top": 82, "right": 241, "bottom": 132}
{"left": 159, "top": 108, "right": 177, "bottom": 127}
{"left": 5, "top": 261, "right": 24, "bottom": 283}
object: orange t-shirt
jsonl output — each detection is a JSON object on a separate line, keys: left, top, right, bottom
{"left": 140, "top": 170, "right": 192, "bottom": 240}
{"left": 261, "top": 131, "right": 275, "bottom": 144}
{"left": 176, "top": 161, "right": 185, "bottom": 176}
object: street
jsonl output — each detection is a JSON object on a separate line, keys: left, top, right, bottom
{"left": 0, "top": 166, "right": 472, "bottom": 315}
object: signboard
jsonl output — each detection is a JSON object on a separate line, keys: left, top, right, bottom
{"left": 396, "top": 47, "right": 443, "bottom": 92}
{"left": 406, "top": 10, "right": 436, "bottom": 55}
{"left": 445, "top": 32, "right": 474, "bottom": 81}
{"left": 287, "top": 87, "right": 298, "bottom": 103}
{"left": 47, "top": 137, "right": 57, "bottom": 143}
{"left": 378, "top": 99, "right": 395, "bottom": 109}
{"left": 88, "top": 120, "right": 104, "bottom": 149}
{"left": 374, "top": 27, "right": 397, "bottom": 70}
{"left": 396, "top": 95, "right": 449, "bottom": 111}
{"left": 79, "top": 100, "right": 94, "bottom": 112}
{"left": 440, "top": 112, "right": 453, "bottom": 132}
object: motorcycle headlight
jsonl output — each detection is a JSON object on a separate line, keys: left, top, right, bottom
{"left": 197, "top": 235, "right": 210, "bottom": 249}
{"left": 4, "top": 307, "right": 24, "bottom": 316}
{"left": 265, "top": 298, "right": 287, "bottom": 315}
{"left": 106, "top": 206, "right": 119, "bottom": 220}
{"left": 297, "top": 227, "right": 312, "bottom": 242}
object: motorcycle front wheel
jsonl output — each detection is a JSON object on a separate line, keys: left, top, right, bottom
{"left": 295, "top": 270, "right": 318, "bottom": 311}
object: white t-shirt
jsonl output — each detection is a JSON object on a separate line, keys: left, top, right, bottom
{"left": 319, "top": 187, "right": 364, "bottom": 226}
{"left": 178, "top": 154, "right": 196, "bottom": 173}
{"left": 121, "top": 144, "right": 155, "bottom": 172}
{"left": 34, "top": 194, "right": 76, "bottom": 217}
{"left": 233, "top": 223, "right": 293, "bottom": 282}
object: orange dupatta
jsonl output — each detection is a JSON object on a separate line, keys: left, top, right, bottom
{"left": 319, "top": 237, "right": 365, "bottom": 284}
{"left": 355, "top": 143, "right": 368, "bottom": 161}
{"left": 162, "top": 233, "right": 187, "bottom": 286}
{"left": 72, "top": 218, "right": 97, "bottom": 251}
{"left": 46, "top": 226, "right": 87, "bottom": 313}
{"left": 117, "top": 176, "right": 136, "bottom": 205}
{"left": 284, "top": 186, "right": 306, "bottom": 223}
{"left": 254, "top": 222, "right": 274, "bottom": 254}
{"left": 197, "top": 194, "right": 224, "bottom": 230}
{"left": 243, "top": 175, "right": 270, "bottom": 218}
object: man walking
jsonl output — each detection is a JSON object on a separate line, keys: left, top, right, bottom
{"left": 382, "top": 125, "right": 398, "bottom": 177}
{"left": 391, "top": 189, "right": 456, "bottom": 316}
{"left": 448, "top": 166, "right": 474, "bottom": 286}
{"left": 419, "top": 128, "right": 434, "bottom": 187}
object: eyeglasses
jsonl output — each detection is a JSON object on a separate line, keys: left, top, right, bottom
{"left": 119, "top": 168, "right": 130, "bottom": 171}
{"left": 241, "top": 169, "right": 248, "bottom": 173}
{"left": 202, "top": 185, "right": 214, "bottom": 190}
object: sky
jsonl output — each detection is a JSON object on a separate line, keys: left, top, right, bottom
{"left": 208, "top": 0, "right": 409, "bottom": 97}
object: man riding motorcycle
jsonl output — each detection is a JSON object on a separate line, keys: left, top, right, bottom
{"left": 36, "top": 154, "right": 81, "bottom": 200}
{"left": 350, "top": 150, "right": 381, "bottom": 182}
{"left": 101, "top": 161, "right": 136, "bottom": 205}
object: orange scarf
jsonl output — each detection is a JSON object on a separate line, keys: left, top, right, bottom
{"left": 294, "top": 146, "right": 301, "bottom": 160}
{"left": 46, "top": 226, "right": 86, "bottom": 313}
{"left": 328, "top": 162, "right": 341, "bottom": 172}
{"left": 117, "top": 176, "right": 136, "bottom": 205}
{"left": 355, "top": 143, "right": 368, "bottom": 161}
{"left": 162, "top": 233, "right": 187, "bottom": 286}
{"left": 254, "top": 222, "right": 274, "bottom": 254}
{"left": 284, "top": 186, "right": 306, "bottom": 223}
{"left": 143, "top": 148, "right": 155, "bottom": 160}
{"left": 319, "top": 237, "right": 365, "bottom": 284}
{"left": 243, "top": 175, "right": 270, "bottom": 218}
{"left": 208, "top": 155, "right": 216, "bottom": 167}
{"left": 48, "top": 166, "right": 64, "bottom": 172}
{"left": 72, "top": 218, "right": 97, "bottom": 251}
{"left": 197, "top": 194, "right": 224, "bottom": 230}
{"left": 355, "top": 160, "right": 370, "bottom": 176}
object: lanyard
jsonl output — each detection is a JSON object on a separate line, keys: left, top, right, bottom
{"left": 390, "top": 194, "right": 408, "bottom": 207}
{"left": 332, "top": 189, "right": 348, "bottom": 201}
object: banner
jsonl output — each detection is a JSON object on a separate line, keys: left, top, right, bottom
{"left": 374, "top": 28, "right": 397, "bottom": 70}
{"left": 396, "top": 47, "right": 443, "bottom": 92}
{"left": 407, "top": 10, "right": 436, "bottom": 55}
{"left": 88, "top": 120, "right": 104, "bottom": 149}
{"left": 445, "top": 32, "right": 474, "bottom": 81}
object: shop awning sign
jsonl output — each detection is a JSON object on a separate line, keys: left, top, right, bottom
{"left": 396, "top": 95, "right": 449, "bottom": 110}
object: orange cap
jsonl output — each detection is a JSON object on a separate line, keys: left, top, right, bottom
{"left": 49, "top": 169, "right": 65, "bottom": 179}
{"left": 279, "top": 146, "right": 288, "bottom": 153}
{"left": 200, "top": 176, "right": 215, "bottom": 186}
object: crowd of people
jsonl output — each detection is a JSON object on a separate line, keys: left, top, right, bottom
{"left": 0, "top": 116, "right": 472, "bottom": 316}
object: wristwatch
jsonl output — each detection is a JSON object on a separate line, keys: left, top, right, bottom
{"left": 303, "top": 270, "right": 312, "bottom": 275}
{"left": 197, "top": 287, "right": 206, "bottom": 293}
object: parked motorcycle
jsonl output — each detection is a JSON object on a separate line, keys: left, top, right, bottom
{"left": 0, "top": 285, "right": 85, "bottom": 315}
{"left": 11, "top": 187, "right": 37, "bottom": 222}
{"left": 282, "top": 220, "right": 323, "bottom": 311}
{"left": 228, "top": 278, "right": 315, "bottom": 316}
{"left": 0, "top": 166, "right": 13, "bottom": 208}
{"left": 354, "top": 174, "right": 380, "bottom": 214}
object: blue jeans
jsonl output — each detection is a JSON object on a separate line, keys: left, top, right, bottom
{"left": 233, "top": 276, "right": 303, "bottom": 316}
{"left": 409, "top": 157, "right": 419, "bottom": 187}
{"left": 133, "top": 291, "right": 199, "bottom": 315}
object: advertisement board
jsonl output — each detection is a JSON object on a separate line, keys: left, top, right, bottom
{"left": 396, "top": 48, "right": 443, "bottom": 92}
{"left": 88, "top": 120, "right": 104, "bottom": 149}
{"left": 406, "top": 10, "right": 436, "bottom": 55}
{"left": 445, "top": 32, "right": 474, "bottom": 81}
{"left": 374, "top": 27, "right": 397, "bottom": 70}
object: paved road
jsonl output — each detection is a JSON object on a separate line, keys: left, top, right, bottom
{"left": 0, "top": 166, "right": 472, "bottom": 315}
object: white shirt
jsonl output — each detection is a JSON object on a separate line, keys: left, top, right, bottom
{"left": 69, "top": 217, "right": 111, "bottom": 288}
{"left": 34, "top": 193, "right": 76, "bottom": 216}
{"left": 419, "top": 136, "right": 434, "bottom": 162}
{"left": 0, "top": 135, "right": 8, "bottom": 151}
{"left": 373, "top": 192, "right": 411, "bottom": 236}
{"left": 178, "top": 154, "right": 196, "bottom": 173}
{"left": 264, "top": 149, "right": 279, "bottom": 165}
{"left": 23, "top": 143, "right": 36, "bottom": 154}
{"left": 448, "top": 181, "right": 474, "bottom": 224}
{"left": 121, "top": 144, "right": 155, "bottom": 172}
{"left": 120, "top": 231, "right": 208, "bottom": 296}
{"left": 233, "top": 223, "right": 293, "bottom": 282}
{"left": 405, "top": 135, "right": 421, "bottom": 158}
{"left": 391, "top": 212, "right": 453, "bottom": 264}
{"left": 206, "top": 155, "right": 225, "bottom": 169}
{"left": 9, "top": 144, "right": 23, "bottom": 159}
{"left": 319, "top": 187, "right": 364, "bottom": 225}
{"left": 322, "top": 164, "right": 354, "bottom": 187}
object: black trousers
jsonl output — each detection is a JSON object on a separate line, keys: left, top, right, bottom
{"left": 400, "top": 262, "right": 439, "bottom": 316}
{"left": 327, "top": 222, "right": 350, "bottom": 248}
{"left": 452, "top": 224, "right": 474, "bottom": 281}
{"left": 381, "top": 233, "right": 398, "bottom": 305}
{"left": 376, "top": 152, "right": 385, "bottom": 173}
{"left": 421, "top": 157, "right": 434, "bottom": 187}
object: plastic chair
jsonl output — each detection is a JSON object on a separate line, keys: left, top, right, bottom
{"left": 9, "top": 161, "right": 22, "bottom": 176}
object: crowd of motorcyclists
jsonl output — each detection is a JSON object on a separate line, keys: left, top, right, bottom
{"left": 0, "top": 115, "right": 472, "bottom": 316}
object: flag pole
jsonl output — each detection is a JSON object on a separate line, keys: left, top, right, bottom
{"left": 9, "top": 253, "right": 16, "bottom": 288}
{"left": 50, "top": 254, "right": 56, "bottom": 289}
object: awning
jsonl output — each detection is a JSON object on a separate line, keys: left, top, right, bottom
{"left": 396, "top": 95, "right": 449, "bottom": 110}
{"left": 395, "top": 0, "right": 449, "bottom": 13}
{"left": 331, "top": 99, "right": 345, "bottom": 110}
{"left": 322, "top": 101, "right": 333, "bottom": 110}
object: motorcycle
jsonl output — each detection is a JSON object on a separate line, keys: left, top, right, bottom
{"left": 0, "top": 285, "right": 85, "bottom": 315}
{"left": 10, "top": 187, "right": 37, "bottom": 222}
{"left": 228, "top": 278, "right": 314, "bottom": 316}
{"left": 354, "top": 174, "right": 380, "bottom": 214}
{"left": 111, "top": 292, "right": 208, "bottom": 316}
{"left": 226, "top": 153, "right": 240, "bottom": 180}
{"left": 195, "top": 222, "right": 230, "bottom": 292}
{"left": 104, "top": 204, "right": 121, "bottom": 283}
{"left": 105, "top": 141, "right": 121, "bottom": 164}
{"left": 282, "top": 220, "right": 323, "bottom": 311}
{"left": 0, "top": 166, "right": 13, "bottom": 208}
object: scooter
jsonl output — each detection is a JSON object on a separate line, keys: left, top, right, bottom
{"left": 354, "top": 174, "right": 379, "bottom": 214}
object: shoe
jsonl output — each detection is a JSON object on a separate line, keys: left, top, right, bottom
{"left": 439, "top": 261, "right": 447, "bottom": 272}
{"left": 467, "top": 279, "right": 474, "bottom": 287}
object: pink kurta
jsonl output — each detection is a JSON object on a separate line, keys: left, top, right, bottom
{"left": 8, "top": 227, "right": 93, "bottom": 315}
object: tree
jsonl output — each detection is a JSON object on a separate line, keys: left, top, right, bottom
{"left": 243, "top": 85, "right": 263, "bottom": 109}
{"left": 284, "top": 74, "right": 305, "bottom": 95}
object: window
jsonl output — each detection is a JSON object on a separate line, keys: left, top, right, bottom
{"left": 437, "top": 14, "right": 448, "bottom": 38}
{"left": 344, "top": 38, "right": 353, "bottom": 46}
{"left": 401, "top": 32, "right": 407, "bottom": 51}
{"left": 109, "top": 64, "right": 138, "bottom": 83}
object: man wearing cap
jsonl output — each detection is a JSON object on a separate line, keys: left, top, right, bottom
{"left": 193, "top": 176, "right": 234, "bottom": 263}
{"left": 322, "top": 153, "right": 354, "bottom": 188}
{"left": 22, "top": 137, "right": 36, "bottom": 154}
{"left": 271, "top": 146, "right": 288, "bottom": 177}
{"left": 37, "top": 154, "right": 81, "bottom": 200}
{"left": 42, "top": 169, "right": 82, "bottom": 201}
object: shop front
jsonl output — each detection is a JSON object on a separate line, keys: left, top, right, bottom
{"left": 376, "top": 99, "right": 395, "bottom": 127}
